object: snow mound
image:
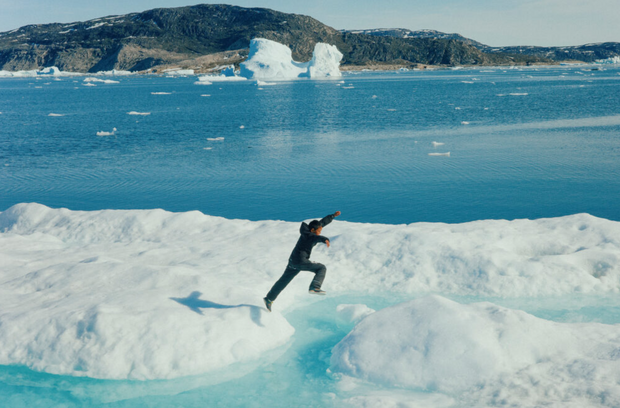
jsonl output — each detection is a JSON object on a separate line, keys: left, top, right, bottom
{"left": 240, "top": 38, "right": 342, "bottom": 80}
{"left": 336, "top": 304, "right": 375, "bottom": 325}
{"left": 331, "top": 295, "right": 620, "bottom": 407}
{"left": 0, "top": 204, "right": 294, "bottom": 380}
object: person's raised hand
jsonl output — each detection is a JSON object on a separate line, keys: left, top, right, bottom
{"left": 325, "top": 239, "right": 330, "bottom": 248}
{"left": 334, "top": 211, "right": 341, "bottom": 217}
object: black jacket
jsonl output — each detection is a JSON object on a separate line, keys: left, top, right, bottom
{"left": 289, "top": 213, "right": 336, "bottom": 263}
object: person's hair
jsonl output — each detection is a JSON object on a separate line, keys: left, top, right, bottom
{"left": 308, "top": 220, "right": 321, "bottom": 230}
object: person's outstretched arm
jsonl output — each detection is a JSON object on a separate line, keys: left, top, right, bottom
{"left": 320, "top": 211, "right": 341, "bottom": 228}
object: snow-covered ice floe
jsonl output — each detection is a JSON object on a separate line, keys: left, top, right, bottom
{"left": 239, "top": 38, "right": 342, "bottom": 80}
{"left": 256, "top": 80, "right": 277, "bottom": 86}
{"left": 84, "top": 77, "right": 120, "bottom": 84}
{"left": 1, "top": 204, "right": 620, "bottom": 384}
{"left": 163, "top": 68, "right": 195, "bottom": 76}
{"left": 127, "top": 111, "right": 150, "bottom": 116}
{"left": 429, "top": 152, "right": 450, "bottom": 156}
{"left": 195, "top": 75, "right": 246, "bottom": 84}
{"left": 0, "top": 66, "right": 82, "bottom": 78}
{"left": 96, "top": 127, "right": 117, "bottom": 136}
{"left": 331, "top": 295, "right": 620, "bottom": 407}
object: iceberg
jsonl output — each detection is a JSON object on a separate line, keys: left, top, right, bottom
{"left": 595, "top": 56, "right": 620, "bottom": 64}
{"left": 331, "top": 295, "right": 620, "bottom": 407}
{"left": 0, "top": 66, "right": 82, "bottom": 77}
{"left": 239, "top": 38, "right": 342, "bottom": 80}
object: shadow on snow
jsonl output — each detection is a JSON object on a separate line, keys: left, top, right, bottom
{"left": 170, "top": 291, "right": 264, "bottom": 327}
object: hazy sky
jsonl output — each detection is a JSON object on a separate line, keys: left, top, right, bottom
{"left": 0, "top": 0, "right": 618, "bottom": 47}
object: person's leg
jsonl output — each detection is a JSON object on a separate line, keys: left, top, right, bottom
{"left": 292, "top": 261, "right": 327, "bottom": 290}
{"left": 266, "top": 265, "right": 299, "bottom": 301}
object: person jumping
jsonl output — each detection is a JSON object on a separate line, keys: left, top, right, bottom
{"left": 263, "top": 211, "right": 341, "bottom": 312}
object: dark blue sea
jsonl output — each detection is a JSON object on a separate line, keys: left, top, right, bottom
{"left": 2, "top": 65, "right": 619, "bottom": 224}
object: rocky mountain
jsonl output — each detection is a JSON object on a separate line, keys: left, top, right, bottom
{"left": 343, "top": 28, "right": 486, "bottom": 49}
{"left": 343, "top": 28, "right": 620, "bottom": 63}
{"left": 0, "top": 4, "right": 547, "bottom": 73}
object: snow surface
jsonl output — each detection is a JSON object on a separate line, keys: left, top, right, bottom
{"left": 336, "top": 304, "right": 375, "bottom": 325}
{"left": 331, "top": 295, "right": 620, "bottom": 407}
{"left": 2, "top": 204, "right": 620, "bottom": 386}
{"left": 240, "top": 38, "right": 342, "bottom": 80}
{"left": 0, "top": 204, "right": 294, "bottom": 381}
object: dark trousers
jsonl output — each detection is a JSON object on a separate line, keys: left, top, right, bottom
{"left": 266, "top": 259, "right": 326, "bottom": 301}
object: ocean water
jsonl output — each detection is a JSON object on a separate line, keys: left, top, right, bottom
{"left": 1, "top": 66, "right": 619, "bottom": 224}
{"left": 2, "top": 66, "right": 620, "bottom": 407}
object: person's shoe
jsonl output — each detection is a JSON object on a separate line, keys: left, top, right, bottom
{"left": 263, "top": 297, "right": 273, "bottom": 312}
{"left": 308, "top": 288, "right": 326, "bottom": 295}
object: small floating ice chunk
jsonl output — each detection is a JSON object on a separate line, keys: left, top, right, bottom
{"left": 461, "top": 121, "right": 470, "bottom": 125}
{"left": 387, "top": 109, "right": 396, "bottom": 111}
{"left": 342, "top": 86, "right": 354, "bottom": 89}
{"left": 461, "top": 81, "right": 474, "bottom": 84}
{"left": 151, "top": 92, "right": 171, "bottom": 95}
{"left": 256, "top": 80, "right": 276, "bottom": 86}
{"left": 127, "top": 111, "right": 150, "bottom": 116}
{"left": 83, "top": 83, "right": 96, "bottom": 87}
{"left": 196, "top": 75, "right": 246, "bottom": 83}
{"left": 201, "top": 94, "right": 211, "bottom": 97}
{"left": 432, "top": 141, "right": 445, "bottom": 147}
{"left": 203, "top": 147, "right": 213, "bottom": 150}
{"left": 84, "top": 77, "right": 119, "bottom": 84}
{"left": 207, "top": 137, "right": 225, "bottom": 141}
{"left": 371, "top": 95, "right": 377, "bottom": 99}
{"left": 48, "top": 113, "right": 65, "bottom": 117}
{"left": 239, "top": 125, "right": 245, "bottom": 129}
{"left": 429, "top": 152, "right": 450, "bottom": 157}
{"left": 455, "top": 107, "right": 461, "bottom": 110}
{"left": 96, "top": 127, "right": 117, "bottom": 136}
{"left": 510, "top": 93, "right": 529, "bottom": 96}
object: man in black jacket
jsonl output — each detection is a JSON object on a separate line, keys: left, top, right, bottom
{"left": 263, "top": 211, "right": 341, "bottom": 312}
